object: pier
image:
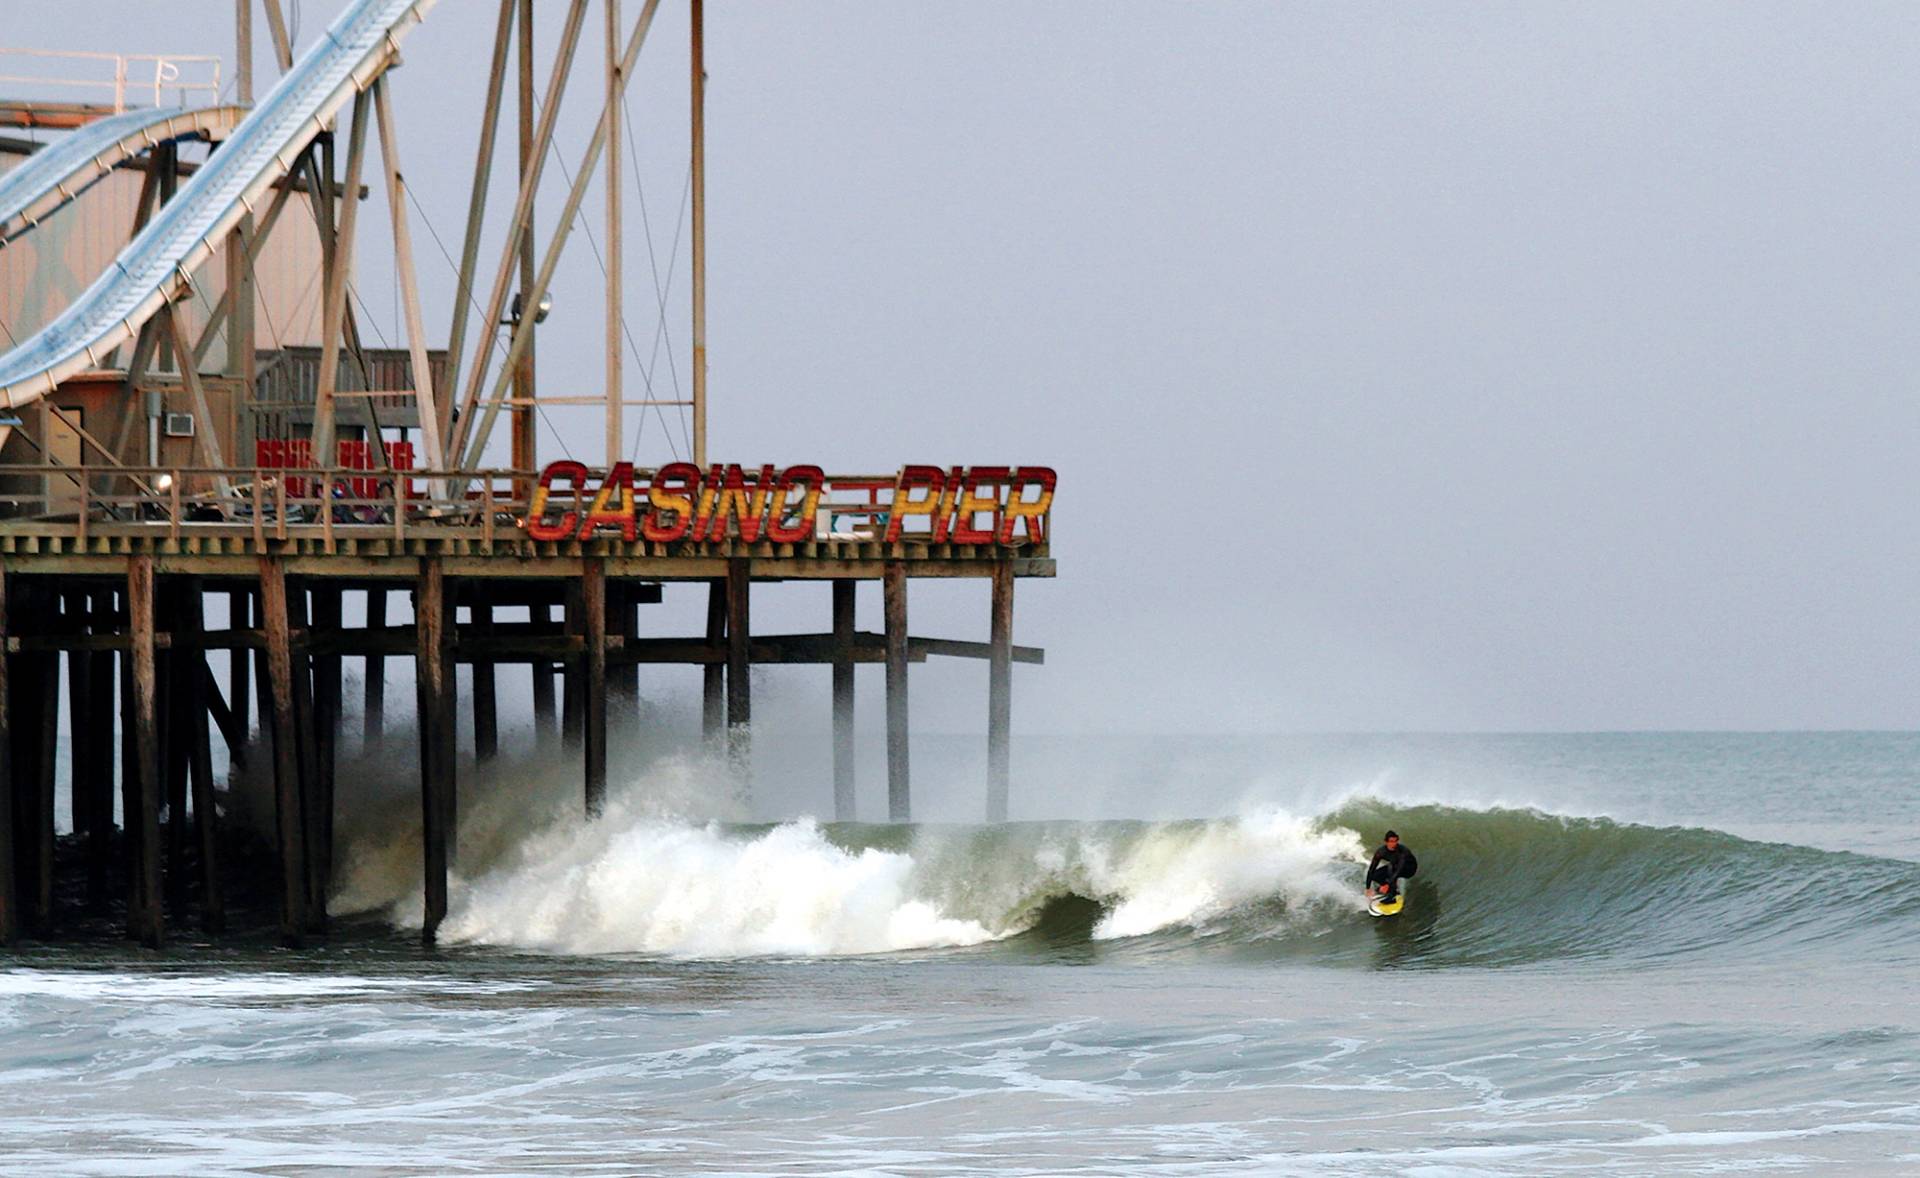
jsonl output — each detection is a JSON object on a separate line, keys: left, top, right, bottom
{"left": 0, "top": 0, "right": 1056, "bottom": 947}
{"left": 0, "top": 466, "right": 1053, "bottom": 947}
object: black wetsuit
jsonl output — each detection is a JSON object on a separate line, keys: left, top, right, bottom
{"left": 1366, "top": 843, "right": 1414, "bottom": 900}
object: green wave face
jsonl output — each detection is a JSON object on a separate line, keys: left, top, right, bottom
{"left": 813, "top": 803, "right": 1920, "bottom": 970}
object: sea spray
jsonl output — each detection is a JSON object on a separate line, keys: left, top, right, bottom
{"left": 330, "top": 737, "right": 749, "bottom": 922}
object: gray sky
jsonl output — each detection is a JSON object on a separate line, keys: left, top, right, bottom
{"left": 8, "top": 2, "right": 1919, "bottom": 732}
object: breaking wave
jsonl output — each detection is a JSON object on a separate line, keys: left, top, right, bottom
{"left": 331, "top": 766, "right": 1920, "bottom": 966}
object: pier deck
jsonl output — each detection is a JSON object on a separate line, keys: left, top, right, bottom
{"left": 0, "top": 463, "right": 1054, "bottom": 949}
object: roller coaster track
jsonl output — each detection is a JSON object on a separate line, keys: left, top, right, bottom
{"left": 0, "top": 0, "right": 436, "bottom": 409}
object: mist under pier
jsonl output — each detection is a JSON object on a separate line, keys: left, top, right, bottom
{"left": 0, "top": 485, "right": 1052, "bottom": 949}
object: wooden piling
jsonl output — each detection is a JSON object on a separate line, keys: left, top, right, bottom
{"left": 471, "top": 599, "right": 498, "bottom": 761}
{"left": 30, "top": 591, "right": 57, "bottom": 933}
{"left": 252, "top": 588, "right": 272, "bottom": 770}
{"left": 987, "top": 559, "right": 1014, "bottom": 823}
{"left": 4, "top": 586, "right": 29, "bottom": 939}
{"left": 583, "top": 561, "right": 607, "bottom": 816}
{"left": 610, "top": 582, "right": 639, "bottom": 714}
{"left": 77, "top": 591, "right": 115, "bottom": 910}
{"left": 227, "top": 588, "right": 251, "bottom": 765}
{"left": 177, "top": 581, "right": 223, "bottom": 934}
{"left": 702, "top": 580, "right": 725, "bottom": 741}
{"left": 162, "top": 584, "right": 190, "bottom": 917}
{"left": 313, "top": 583, "right": 343, "bottom": 925}
{"left": 118, "top": 608, "right": 138, "bottom": 925}
{"left": 126, "top": 557, "right": 164, "bottom": 948}
{"left": 64, "top": 593, "right": 93, "bottom": 890}
{"left": 363, "top": 587, "right": 387, "bottom": 746}
{"left": 258, "top": 558, "right": 308, "bottom": 945}
{"left": 415, "top": 560, "right": 453, "bottom": 943}
{"left": 531, "top": 603, "right": 557, "bottom": 745}
{"left": 832, "top": 579, "right": 855, "bottom": 822}
{"left": 883, "top": 561, "right": 910, "bottom": 823}
{"left": 0, "top": 566, "right": 14, "bottom": 946}
{"left": 86, "top": 594, "right": 116, "bottom": 909}
{"left": 288, "top": 584, "right": 326, "bottom": 933}
{"left": 562, "top": 581, "right": 585, "bottom": 751}
{"left": 725, "top": 559, "right": 750, "bottom": 769}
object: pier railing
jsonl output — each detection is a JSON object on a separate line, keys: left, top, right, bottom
{"left": 0, "top": 48, "right": 222, "bottom": 114}
{"left": 0, "top": 466, "right": 1049, "bottom": 555}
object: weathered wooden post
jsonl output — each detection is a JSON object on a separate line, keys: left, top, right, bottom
{"left": 363, "top": 587, "right": 387, "bottom": 746}
{"left": 252, "top": 589, "right": 271, "bottom": 769}
{"left": 3, "top": 585, "right": 30, "bottom": 937}
{"left": 0, "top": 565, "right": 14, "bottom": 946}
{"left": 7, "top": 584, "right": 57, "bottom": 936}
{"left": 583, "top": 561, "right": 607, "bottom": 816}
{"left": 725, "top": 558, "right": 750, "bottom": 774}
{"left": 126, "top": 557, "right": 164, "bottom": 948}
{"left": 314, "top": 587, "right": 341, "bottom": 836}
{"left": 313, "top": 586, "right": 343, "bottom": 903}
{"left": 162, "top": 583, "right": 191, "bottom": 917}
{"left": 562, "top": 581, "right": 585, "bottom": 751}
{"left": 610, "top": 581, "right": 639, "bottom": 715}
{"left": 64, "top": 592, "right": 94, "bottom": 898}
{"left": 415, "top": 560, "right": 454, "bottom": 943}
{"left": 78, "top": 590, "right": 116, "bottom": 910}
{"left": 831, "top": 579, "right": 855, "bottom": 821}
{"left": 86, "top": 590, "right": 116, "bottom": 908}
{"left": 884, "top": 560, "right": 910, "bottom": 823}
{"left": 471, "top": 596, "right": 499, "bottom": 761}
{"left": 259, "top": 558, "right": 308, "bottom": 945}
{"left": 25, "top": 587, "right": 57, "bottom": 933}
{"left": 702, "top": 581, "right": 725, "bottom": 742}
{"left": 176, "top": 580, "right": 223, "bottom": 934}
{"left": 227, "top": 588, "right": 251, "bottom": 765}
{"left": 531, "top": 602, "right": 557, "bottom": 745}
{"left": 118, "top": 603, "right": 138, "bottom": 926}
{"left": 987, "top": 559, "right": 1013, "bottom": 823}
{"left": 287, "top": 584, "right": 325, "bottom": 933}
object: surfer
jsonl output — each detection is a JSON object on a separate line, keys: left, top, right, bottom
{"left": 1365, "top": 831, "right": 1416, "bottom": 902}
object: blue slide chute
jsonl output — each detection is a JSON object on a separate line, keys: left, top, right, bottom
{"left": 0, "top": 0, "right": 437, "bottom": 409}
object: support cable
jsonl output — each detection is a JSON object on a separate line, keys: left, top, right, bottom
{"left": 403, "top": 184, "right": 576, "bottom": 465}
{"left": 528, "top": 92, "right": 683, "bottom": 463}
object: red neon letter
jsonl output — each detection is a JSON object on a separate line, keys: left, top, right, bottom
{"left": 997, "top": 466, "right": 1056, "bottom": 545}
{"left": 643, "top": 462, "right": 700, "bottom": 542}
{"left": 764, "top": 465, "right": 825, "bottom": 543}
{"left": 951, "top": 466, "right": 1009, "bottom": 544}
{"left": 527, "top": 460, "right": 588, "bottom": 541}
{"left": 885, "top": 465, "right": 944, "bottom": 543}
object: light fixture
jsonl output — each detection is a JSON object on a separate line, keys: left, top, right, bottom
{"left": 507, "top": 291, "right": 552, "bottom": 326}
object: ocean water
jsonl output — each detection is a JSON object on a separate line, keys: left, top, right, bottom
{"left": 3, "top": 731, "right": 1917, "bottom": 1175}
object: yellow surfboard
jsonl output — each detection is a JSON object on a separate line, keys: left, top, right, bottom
{"left": 1367, "top": 893, "right": 1405, "bottom": 917}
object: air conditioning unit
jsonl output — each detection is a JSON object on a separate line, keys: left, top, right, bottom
{"left": 163, "top": 413, "right": 196, "bottom": 438}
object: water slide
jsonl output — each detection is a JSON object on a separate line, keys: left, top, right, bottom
{"left": 0, "top": 0, "right": 437, "bottom": 410}
{"left": 0, "top": 105, "right": 248, "bottom": 244}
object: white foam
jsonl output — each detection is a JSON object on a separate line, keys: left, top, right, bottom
{"left": 1084, "top": 809, "right": 1364, "bottom": 939}
{"left": 327, "top": 735, "right": 1377, "bottom": 957}
{"left": 440, "top": 812, "right": 997, "bottom": 956}
{"left": 417, "top": 806, "right": 1367, "bottom": 957}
